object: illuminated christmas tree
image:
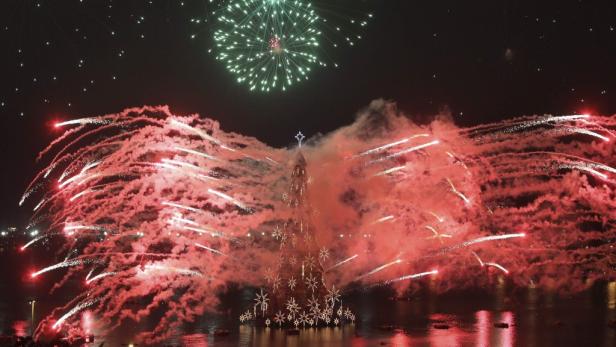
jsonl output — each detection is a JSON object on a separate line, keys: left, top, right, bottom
{"left": 240, "top": 134, "right": 355, "bottom": 328}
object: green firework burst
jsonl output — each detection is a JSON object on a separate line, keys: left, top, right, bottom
{"left": 213, "top": 0, "right": 324, "bottom": 92}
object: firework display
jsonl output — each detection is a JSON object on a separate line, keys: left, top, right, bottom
{"left": 210, "top": 0, "right": 372, "bottom": 91}
{"left": 20, "top": 102, "right": 615, "bottom": 343}
{"left": 212, "top": 0, "right": 322, "bottom": 92}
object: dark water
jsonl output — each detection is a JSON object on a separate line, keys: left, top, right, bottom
{"left": 2, "top": 282, "right": 615, "bottom": 346}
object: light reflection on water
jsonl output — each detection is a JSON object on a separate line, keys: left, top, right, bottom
{"left": 169, "top": 284, "right": 616, "bottom": 347}
{"left": 168, "top": 302, "right": 612, "bottom": 347}
{"left": 608, "top": 282, "right": 616, "bottom": 310}
{"left": 2, "top": 283, "right": 616, "bottom": 346}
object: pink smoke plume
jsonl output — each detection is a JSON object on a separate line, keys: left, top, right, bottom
{"left": 21, "top": 101, "right": 615, "bottom": 343}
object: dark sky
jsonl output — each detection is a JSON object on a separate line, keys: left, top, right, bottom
{"left": 1, "top": 0, "right": 616, "bottom": 223}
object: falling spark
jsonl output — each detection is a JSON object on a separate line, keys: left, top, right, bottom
{"left": 564, "top": 127, "right": 610, "bottom": 142}
{"left": 58, "top": 162, "right": 101, "bottom": 188}
{"left": 428, "top": 211, "right": 445, "bottom": 222}
{"left": 142, "top": 264, "right": 203, "bottom": 277}
{"left": 69, "top": 189, "right": 96, "bottom": 202}
{"left": 208, "top": 188, "right": 249, "bottom": 211}
{"left": 43, "top": 162, "right": 59, "bottom": 179}
{"left": 357, "top": 134, "right": 430, "bottom": 157}
{"left": 64, "top": 225, "right": 111, "bottom": 236}
{"left": 85, "top": 267, "right": 96, "bottom": 282}
{"left": 53, "top": 299, "right": 98, "bottom": 330}
{"left": 86, "top": 272, "right": 117, "bottom": 284}
{"left": 355, "top": 259, "right": 402, "bottom": 281}
{"left": 441, "top": 233, "right": 526, "bottom": 254}
{"left": 174, "top": 146, "right": 221, "bottom": 162}
{"left": 59, "top": 162, "right": 101, "bottom": 188}
{"left": 445, "top": 151, "right": 470, "bottom": 170}
{"left": 161, "top": 158, "right": 206, "bottom": 172}
{"left": 161, "top": 201, "right": 201, "bottom": 213}
{"left": 21, "top": 234, "right": 48, "bottom": 251}
{"left": 326, "top": 254, "right": 359, "bottom": 272}
{"left": 170, "top": 119, "right": 235, "bottom": 152}
{"left": 181, "top": 225, "right": 224, "bottom": 238}
{"left": 55, "top": 118, "right": 110, "bottom": 128}
{"left": 484, "top": 262, "right": 509, "bottom": 274}
{"left": 425, "top": 226, "right": 452, "bottom": 243}
{"left": 373, "top": 165, "right": 406, "bottom": 177}
{"left": 472, "top": 252, "right": 484, "bottom": 267}
{"left": 447, "top": 178, "right": 471, "bottom": 205}
{"left": 371, "top": 140, "right": 440, "bottom": 163}
{"left": 503, "top": 114, "right": 590, "bottom": 133}
{"left": 383, "top": 269, "right": 438, "bottom": 284}
{"left": 33, "top": 199, "right": 46, "bottom": 212}
{"left": 559, "top": 163, "right": 609, "bottom": 180}
{"left": 155, "top": 162, "right": 220, "bottom": 182}
{"left": 587, "top": 162, "right": 616, "bottom": 175}
{"left": 169, "top": 216, "right": 199, "bottom": 227}
{"left": 265, "top": 157, "right": 280, "bottom": 165}
{"left": 373, "top": 215, "right": 395, "bottom": 224}
{"left": 32, "top": 259, "right": 89, "bottom": 278}
{"left": 195, "top": 243, "right": 226, "bottom": 256}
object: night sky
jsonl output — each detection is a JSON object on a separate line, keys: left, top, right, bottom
{"left": 1, "top": 0, "right": 616, "bottom": 222}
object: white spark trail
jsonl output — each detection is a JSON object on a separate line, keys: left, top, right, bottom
{"left": 86, "top": 272, "right": 117, "bottom": 284}
{"left": 33, "top": 199, "right": 46, "bottom": 212}
{"left": 383, "top": 269, "right": 438, "bottom": 284}
{"left": 55, "top": 118, "right": 110, "bottom": 128}
{"left": 355, "top": 259, "right": 402, "bottom": 281}
{"left": 59, "top": 161, "right": 101, "bottom": 188}
{"left": 373, "top": 165, "right": 406, "bottom": 177}
{"left": 447, "top": 178, "right": 471, "bottom": 205}
{"left": 195, "top": 243, "right": 226, "bottom": 256}
{"left": 143, "top": 264, "right": 203, "bottom": 277}
{"left": 357, "top": 134, "right": 430, "bottom": 157}
{"left": 64, "top": 225, "right": 110, "bottom": 235}
{"left": 161, "top": 201, "right": 201, "bottom": 213}
{"left": 155, "top": 162, "right": 220, "bottom": 182}
{"left": 484, "top": 262, "right": 509, "bottom": 274}
{"left": 502, "top": 114, "right": 590, "bottom": 133}
{"left": 53, "top": 299, "right": 98, "bottom": 330}
{"left": 371, "top": 140, "right": 440, "bottom": 163}
{"left": 85, "top": 267, "right": 96, "bottom": 281}
{"left": 428, "top": 211, "right": 445, "bottom": 222}
{"left": 326, "top": 254, "right": 358, "bottom": 272}
{"left": 170, "top": 119, "right": 235, "bottom": 152}
{"left": 373, "top": 215, "right": 395, "bottom": 224}
{"left": 182, "top": 225, "right": 224, "bottom": 238}
{"left": 462, "top": 233, "right": 525, "bottom": 247}
{"left": 472, "top": 251, "right": 485, "bottom": 266}
{"left": 425, "top": 226, "right": 452, "bottom": 242}
{"left": 208, "top": 188, "right": 249, "bottom": 211}
{"left": 69, "top": 189, "right": 96, "bottom": 202}
{"left": 559, "top": 163, "right": 609, "bottom": 180}
{"left": 265, "top": 157, "right": 280, "bottom": 165}
{"left": 174, "top": 146, "right": 221, "bottom": 162}
{"left": 161, "top": 158, "right": 206, "bottom": 172}
{"left": 21, "top": 234, "right": 47, "bottom": 251}
{"left": 169, "top": 216, "right": 199, "bottom": 227}
{"left": 563, "top": 127, "right": 610, "bottom": 142}
{"left": 32, "top": 259, "right": 85, "bottom": 278}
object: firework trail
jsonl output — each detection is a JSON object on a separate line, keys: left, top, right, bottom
{"left": 383, "top": 269, "right": 439, "bottom": 285}
{"left": 21, "top": 101, "right": 615, "bottom": 343}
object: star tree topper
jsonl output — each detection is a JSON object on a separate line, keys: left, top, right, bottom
{"left": 295, "top": 131, "right": 306, "bottom": 147}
